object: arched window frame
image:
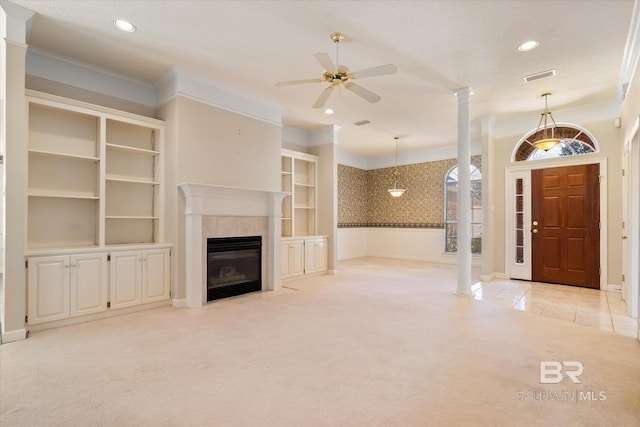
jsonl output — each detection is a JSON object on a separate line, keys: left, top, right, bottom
{"left": 444, "top": 165, "right": 482, "bottom": 254}
{"left": 511, "top": 123, "right": 599, "bottom": 162}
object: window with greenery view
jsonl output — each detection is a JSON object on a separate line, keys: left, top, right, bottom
{"left": 444, "top": 165, "right": 482, "bottom": 254}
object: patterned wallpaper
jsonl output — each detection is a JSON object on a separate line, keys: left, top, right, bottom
{"left": 338, "top": 156, "right": 481, "bottom": 228}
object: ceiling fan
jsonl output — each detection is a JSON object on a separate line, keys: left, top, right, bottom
{"left": 276, "top": 32, "right": 398, "bottom": 109}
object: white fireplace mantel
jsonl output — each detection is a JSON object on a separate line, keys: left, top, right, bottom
{"left": 178, "top": 183, "right": 286, "bottom": 308}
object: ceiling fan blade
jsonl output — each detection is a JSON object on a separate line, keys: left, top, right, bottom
{"left": 312, "top": 87, "right": 333, "bottom": 109}
{"left": 344, "top": 82, "right": 381, "bottom": 104}
{"left": 351, "top": 64, "right": 398, "bottom": 79}
{"left": 312, "top": 52, "right": 336, "bottom": 71}
{"left": 275, "top": 78, "right": 323, "bottom": 87}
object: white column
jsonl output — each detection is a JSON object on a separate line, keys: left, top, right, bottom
{"left": 455, "top": 88, "right": 474, "bottom": 297}
{"left": 1, "top": 2, "right": 35, "bottom": 342}
{"left": 184, "top": 213, "right": 203, "bottom": 308}
{"left": 267, "top": 191, "right": 285, "bottom": 291}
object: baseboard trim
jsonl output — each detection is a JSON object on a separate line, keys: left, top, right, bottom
{"left": 608, "top": 284, "right": 622, "bottom": 292}
{"left": 172, "top": 298, "right": 187, "bottom": 308}
{"left": 1, "top": 328, "right": 27, "bottom": 344}
{"left": 480, "top": 272, "right": 510, "bottom": 281}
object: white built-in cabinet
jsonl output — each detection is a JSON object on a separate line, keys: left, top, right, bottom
{"left": 281, "top": 239, "right": 304, "bottom": 280}
{"left": 304, "top": 237, "right": 328, "bottom": 274}
{"left": 110, "top": 248, "right": 171, "bottom": 310}
{"left": 280, "top": 148, "right": 327, "bottom": 280}
{"left": 25, "top": 91, "right": 171, "bottom": 328}
{"left": 281, "top": 237, "right": 328, "bottom": 280}
{"left": 27, "top": 253, "right": 108, "bottom": 325}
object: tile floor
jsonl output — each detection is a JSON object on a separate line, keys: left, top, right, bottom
{"left": 472, "top": 279, "right": 638, "bottom": 338}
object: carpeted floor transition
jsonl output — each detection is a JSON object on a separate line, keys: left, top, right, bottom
{"left": 1, "top": 257, "right": 639, "bottom": 426}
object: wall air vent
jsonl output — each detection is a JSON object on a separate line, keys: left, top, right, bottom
{"left": 523, "top": 69, "right": 556, "bottom": 83}
{"left": 354, "top": 120, "right": 371, "bottom": 126}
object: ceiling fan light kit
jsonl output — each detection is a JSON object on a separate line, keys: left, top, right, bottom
{"left": 276, "top": 32, "right": 398, "bottom": 109}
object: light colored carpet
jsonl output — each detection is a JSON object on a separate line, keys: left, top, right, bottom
{"left": 1, "top": 257, "right": 639, "bottom": 426}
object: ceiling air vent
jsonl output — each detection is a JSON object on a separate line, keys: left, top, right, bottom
{"left": 523, "top": 69, "right": 556, "bottom": 83}
{"left": 354, "top": 120, "right": 371, "bottom": 126}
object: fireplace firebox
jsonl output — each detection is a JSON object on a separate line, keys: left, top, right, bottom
{"left": 207, "top": 236, "right": 262, "bottom": 301}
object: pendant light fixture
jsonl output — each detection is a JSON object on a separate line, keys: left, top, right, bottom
{"left": 532, "top": 93, "right": 562, "bottom": 151}
{"left": 388, "top": 136, "right": 406, "bottom": 197}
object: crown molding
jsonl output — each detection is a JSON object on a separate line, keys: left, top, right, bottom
{"left": 155, "top": 67, "right": 282, "bottom": 126}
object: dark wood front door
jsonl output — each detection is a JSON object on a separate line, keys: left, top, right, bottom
{"left": 531, "top": 164, "right": 600, "bottom": 288}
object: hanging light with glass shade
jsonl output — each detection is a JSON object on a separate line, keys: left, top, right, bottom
{"left": 531, "top": 93, "right": 563, "bottom": 151}
{"left": 388, "top": 136, "right": 406, "bottom": 197}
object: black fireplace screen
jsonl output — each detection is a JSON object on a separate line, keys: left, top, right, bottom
{"left": 207, "top": 236, "right": 262, "bottom": 301}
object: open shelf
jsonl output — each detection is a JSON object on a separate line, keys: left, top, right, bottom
{"left": 281, "top": 150, "right": 318, "bottom": 237}
{"left": 106, "top": 119, "right": 157, "bottom": 151}
{"left": 29, "top": 192, "right": 100, "bottom": 200}
{"left": 105, "top": 217, "right": 157, "bottom": 245}
{"left": 106, "top": 143, "right": 159, "bottom": 156}
{"left": 29, "top": 103, "right": 99, "bottom": 158}
{"left": 29, "top": 149, "right": 99, "bottom": 162}
{"left": 28, "top": 197, "right": 99, "bottom": 250}
{"left": 106, "top": 176, "right": 160, "bottom": 185}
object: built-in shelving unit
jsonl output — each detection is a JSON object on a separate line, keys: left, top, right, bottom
{"left": 281, "top": 149, "right": 317, "bottom": 237}
{"left": 25, "top": 91, "right": 170, "bottom": 329}
{"left": 26, "top": 91, "right": 164, "bottom": 250}
{"left": 280, "top": 149, "right": 326, "bottom": 280}
{"left": 27, "top": 102, "right": 101, "bottom": 250}
{"left": 104, "top": 118, "right": 161, "bottom": 246}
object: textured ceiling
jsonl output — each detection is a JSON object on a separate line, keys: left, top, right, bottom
{"left": 9, "top": 0, "right": 636, "bottom": 158}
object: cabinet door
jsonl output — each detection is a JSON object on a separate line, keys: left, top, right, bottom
{"left": 304, "top": 239, "right": 317, "bottom": 274}
{"left": 28, "top": 255, "right": 70, "bottom": 324}
{"left": 281, "top": 242, "right": 292, "bottom": 279}
{"left": 70, "top": 253, "right": 108, "bottom": 317}
{"left": 304, "top": 238, "right": 328, "bottom": 274}
{"left": 142, "top": 248, "right": 170, "bottom": 303}
{"left": 316, "top": 238, "right": 328, "bottom": 272}
{"left": 290, "top": 240, "right": 305, "bottom": 277}
{"left": 109, "top": 251, "right": 142, "bottom": 309}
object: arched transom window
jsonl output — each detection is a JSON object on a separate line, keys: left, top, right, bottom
{"left": 514, "top": 125, "right": 598, "bottom": 162}
{"left": 444, "top": 165, "right": 482, "bottom": 254}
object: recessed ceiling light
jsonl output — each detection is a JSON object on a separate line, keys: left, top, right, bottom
{"left": 324, "top": 108, "right": 334, "bottom": 115}
{"left": 518, "top": 40, "right": 539, "bottom": 52}
{"left": 114, "top": 19, "right": 136, "bottom": 33}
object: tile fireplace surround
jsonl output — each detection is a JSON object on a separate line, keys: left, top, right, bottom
{"left": 178, "top": 183, "right": 286, "bottom": 308}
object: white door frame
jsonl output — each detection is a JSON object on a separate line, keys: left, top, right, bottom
{"left": 505, "top": 156, "right": 608, "bottom": 290}
{"left": 623, "top": 116, "right": 639, "bottom": 319}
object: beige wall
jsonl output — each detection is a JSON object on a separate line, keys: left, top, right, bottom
{"left": 490, "top": 119, "right": 623, "bottom": 286}
{"left": 173, "top": 97, "right": 280, "bottom": 191}
{"left": 158, "top": 96, "right": 281, "bottom": 300}
{"left": 309, "top": 143, "right": 338, "bottom": 272}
